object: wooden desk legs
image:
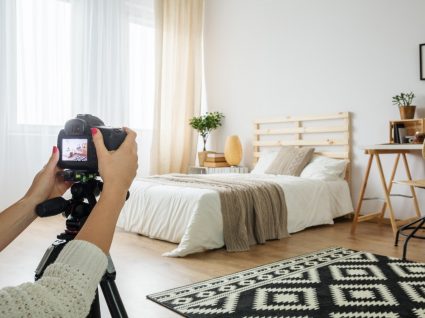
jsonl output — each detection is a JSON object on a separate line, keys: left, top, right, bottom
{"left": 351, "top": 154, "right": 374, "bottom": 234}
{"left": 377, "top": 154, "right": 400, "bottom": 224}
{"left": 374, "top": 154, "right": 398, "bottom": 234}
{"left": 351, "top": 152, "right": 421, "bottom": 236}
{"left": 401, "top": 153, "right": 421, "bottom": 220}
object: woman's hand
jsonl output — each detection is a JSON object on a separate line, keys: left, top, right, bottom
{"left": 0, "top": 146, "right": 72, "bottom": 251}
{"left": 91, "top": 127, "right": 138, "bottom": 195}
{"left": 24, "top": 147, "right": 72, "bottom": 204}
{"left": 74, "top": 128, "right": 138, "bottom": 254}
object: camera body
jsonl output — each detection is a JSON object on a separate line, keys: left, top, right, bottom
{"left": 57, "top": 114, "right": 126, "bottom": 172}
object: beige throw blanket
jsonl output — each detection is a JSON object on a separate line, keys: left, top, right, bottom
{"left": 146, "top": 174, "right": 289, "bottom": 252}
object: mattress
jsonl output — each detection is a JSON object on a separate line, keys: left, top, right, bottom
{"left": 117, "top": 173, "right": 353, "bottom": 257}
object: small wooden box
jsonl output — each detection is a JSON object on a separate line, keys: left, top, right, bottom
{"left": 389, "top": 118, "right": 425, "bottom": 143}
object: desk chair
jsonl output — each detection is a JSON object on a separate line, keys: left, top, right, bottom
{"left": 394, "top": 141, "right": 425, "bottom": 260}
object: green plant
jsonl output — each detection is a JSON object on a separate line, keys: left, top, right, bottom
{"left": 189, "top": 112, "right": 225, "bottom": 151}
{"left": 392, "top": 92, "right": 415, "bottom": 107}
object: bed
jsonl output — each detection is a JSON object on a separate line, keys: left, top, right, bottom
{"left": 117, "top": 112, "right": 354, "bottom": 257}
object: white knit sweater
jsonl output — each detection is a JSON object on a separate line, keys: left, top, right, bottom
{"left": 0, "top": 240, "right": 108, "bottom": 318}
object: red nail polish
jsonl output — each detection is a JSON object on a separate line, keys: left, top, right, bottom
{"left": 91, "top": 128, "right": 97, "bottom": 136}
{"left": 52, "top": 146, "right": 58, "bottom": 154}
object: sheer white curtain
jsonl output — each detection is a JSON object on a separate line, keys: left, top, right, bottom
{"left": 17, "top": 0, "right": 71, "bottom": 126}
{"left": 0, "top": 0, "right": 13, "bottom": 196}
{"left": 127, "top": 0, "right": 155, "bottom": 176}
{"left": 72, "top": 0, "right": 154, "bottom": 175}
{"left": 0, "top": 0, "right": 154, "bottom": 209}
{"left": 71, "top": 0, "right": 129, "bottom": 126}
{"left": 0, "top": 0, "right": 61, "bottom": 210}
{"left": 150, "top": 0, "right": 205, "bottom": 174}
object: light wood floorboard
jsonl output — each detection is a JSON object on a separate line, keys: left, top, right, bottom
{"left": 1, "top": 215, "right": 425, "bottom": 317}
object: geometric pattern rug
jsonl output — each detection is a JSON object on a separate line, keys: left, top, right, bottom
{"left": 147, "top": 247, "right": 425, "bottom": 317}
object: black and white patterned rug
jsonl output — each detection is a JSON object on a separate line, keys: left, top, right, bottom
{"left": 147, "top": 247, "right": 425, "bottom": 317}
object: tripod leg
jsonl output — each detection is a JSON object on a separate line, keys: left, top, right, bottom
{"left": 35, "top": 239, "right": 67, "bottom": 280}
{"left": 100, "top": 256, "right": 128, "bottom": 318}
{"left": 100, "top": 279, "right": 128, "bottom": 318}
{"left": 87, "top": 289, "right": 101, "bottom": 318}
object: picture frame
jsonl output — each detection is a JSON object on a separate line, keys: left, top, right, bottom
{"left": 421, "top": 44, "right": 425, "bottom": 80}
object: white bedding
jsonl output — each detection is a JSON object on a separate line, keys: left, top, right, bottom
{"left": 117, "top": 174, "right": 353, "bottom": 257}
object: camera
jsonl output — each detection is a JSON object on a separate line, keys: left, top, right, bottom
{"left": 57, "top": 114, "right": 126, "bottom": 173}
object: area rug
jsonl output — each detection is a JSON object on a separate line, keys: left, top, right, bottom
{"left": 147, "top": 247, "right": 425, "bottom": 317}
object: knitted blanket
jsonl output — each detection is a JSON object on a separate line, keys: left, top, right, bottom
{"left": 146, "top": 174, "right": 289, "bottom": 252}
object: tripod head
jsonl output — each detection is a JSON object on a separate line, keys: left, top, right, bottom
{"left": 36, "top": 170, "right": 129, "bottom": 241}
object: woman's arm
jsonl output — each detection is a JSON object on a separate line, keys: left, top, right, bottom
{"left": 0, "top": 128, "right": 138, "bottom": 318}
{"left": 75, "top": 127, "right": 138, "bottom": 253}
{"left": 0, "top": 147, "right": 71, "bottom": 252}
{"left": 0, "top": 198, "right": 38, "bottom": 252}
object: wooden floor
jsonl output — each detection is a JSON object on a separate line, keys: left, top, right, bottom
{"left": 1, "top": 215, "right": 425, "bottom": 317}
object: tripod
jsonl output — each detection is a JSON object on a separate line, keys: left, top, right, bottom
{"left": 35, "top": 176, "right": 128, "bottom": 318}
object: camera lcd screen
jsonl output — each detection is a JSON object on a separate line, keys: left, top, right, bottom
{"left": 62, "top": 139, "right": 88, "bottom": 161}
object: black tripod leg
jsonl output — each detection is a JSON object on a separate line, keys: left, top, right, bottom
{"left": 36, "top": 239, "right": 102, "bottom": 318}
{"left": 99, "top": 255, "right": 128, "bottom": 318}
{"left": 87, "top": 289, "right": 101, "bottom": 318}
{"left": 100, "top": 279, "right": 128, "bottom": 318}
{"left": 35, "top": 239, "right": 67, "bottom": 280}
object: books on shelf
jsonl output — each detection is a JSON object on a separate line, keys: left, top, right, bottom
{"left": 205, "top": 152, "right": 226, "bottom": 163}
{"left": 393, "top": 123, "right": 406, "bottom": 143}
{"left": 206, "top": 152, "right": 225, "bottom": 158}
{"left": 205, "top": 157, "right": 226, "bottom": 163}
{"left": 203, "top": 161, "right": 230, "bottom": 168}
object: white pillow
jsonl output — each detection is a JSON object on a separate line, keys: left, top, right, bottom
{"left": 300, "top": 156, "right": 347, "bottom": 181}
{"left": 250, "top": 151, "right": 278, "bottom": 174}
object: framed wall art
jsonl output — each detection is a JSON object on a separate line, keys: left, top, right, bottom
{"left": 421, "top": 44, "right": 425, "bottom": 80}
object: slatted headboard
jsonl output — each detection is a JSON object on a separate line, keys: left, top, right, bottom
{"left": 253, "top": 112, "right": 351, "bottom": 184}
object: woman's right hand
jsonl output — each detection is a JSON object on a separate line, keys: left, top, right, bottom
{"left": 74, "top": 127, "right": 138, "bottom": 254}
{"left": 91, "top": 127, "right": 138, "bottom": 195}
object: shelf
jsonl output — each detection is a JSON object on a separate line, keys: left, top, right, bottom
{"left": 188, "top": 166, "right": 249, "bottom": 174}
{"left": 389, "top": 118, "right": 425, "bottom": 143}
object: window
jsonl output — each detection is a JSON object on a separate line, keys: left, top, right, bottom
{"left": 15, "top": 0, "right": 154, "bottom": 130}
{"left": 16, "top": 0, "right": 71, "bottom": 126}
{"left": 127, "top": 0, "right": 155, "bottom": 130}
{"left": 127, "top": 0, "right": 155, "bottom": 176}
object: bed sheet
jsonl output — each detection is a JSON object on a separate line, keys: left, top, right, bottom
{"left": 117, "top": 174, "right": 353, "bottom": 257}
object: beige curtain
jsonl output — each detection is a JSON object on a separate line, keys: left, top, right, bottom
{"left": 150, "top": 0, "right": 204, "bottom": 174}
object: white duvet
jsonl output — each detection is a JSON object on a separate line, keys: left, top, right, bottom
{"left": 117, "top": 174, "right": 353, "bottom": 257}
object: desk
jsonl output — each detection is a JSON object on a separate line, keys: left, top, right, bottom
{"left": 351, "top": 144, "right": 422, "bottom": 236}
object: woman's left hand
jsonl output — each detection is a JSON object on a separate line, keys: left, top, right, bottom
{"left": 24, "top": 146, "right": 72, "bottom": 204}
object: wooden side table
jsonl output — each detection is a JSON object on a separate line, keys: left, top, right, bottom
{"left": 351, "top": 144, "right": 422, "bottom": 236}
{"left": 188, "top": 166, "right": 249, "bottom": 174}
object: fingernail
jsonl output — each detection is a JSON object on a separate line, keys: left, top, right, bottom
{"left": 91, "top": 128, "right": 97, "bottom": 136}
{"left": 52, "top": 146, "right": 58, "bottom": 154}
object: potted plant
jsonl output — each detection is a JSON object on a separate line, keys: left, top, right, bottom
{"left": 189, "top": 111, "right": 224, "bottom": 166}
{"left": 392, "top": 92, "right": 416, "bottom": 119}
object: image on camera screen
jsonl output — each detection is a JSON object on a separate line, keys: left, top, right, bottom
{"left": 62, "top": 139, "right": 88, "bottom": 161}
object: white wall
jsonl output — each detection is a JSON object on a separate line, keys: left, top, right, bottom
{"left": 203, "top": 0, "right": 425, "bottom": 217}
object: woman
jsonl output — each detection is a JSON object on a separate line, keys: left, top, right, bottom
{"left": 0, "top": 127, "right": 138, "bottom": 317}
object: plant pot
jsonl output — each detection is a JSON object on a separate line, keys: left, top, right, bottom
{"left": 399, "top": 106, "right": 416, "bottom": 120}
{"left": 198, "top": 151, "right": 213, "bottom": 167}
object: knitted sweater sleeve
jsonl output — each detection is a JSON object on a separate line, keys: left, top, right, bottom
{"left": 0, "top": 240, "right": 108, "bottom": 318}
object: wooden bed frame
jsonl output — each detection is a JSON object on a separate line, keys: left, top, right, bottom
{"left": 253, "top": 112, "right": 351, "bottom": 185}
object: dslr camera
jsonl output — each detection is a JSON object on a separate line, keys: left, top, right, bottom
{"left": 57, "top": 114, "right": 126, "bottom": 175}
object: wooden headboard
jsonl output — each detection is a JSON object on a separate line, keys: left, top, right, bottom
{"left": 253, "top": 112, "right": 351, "bottom": 183}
